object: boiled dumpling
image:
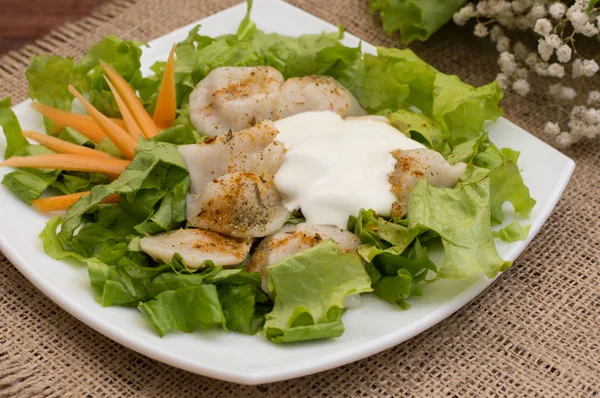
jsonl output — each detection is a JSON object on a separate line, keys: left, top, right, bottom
{"left": 275, "top": 75, "right": 366, "bottom": 119}
{"left": 188, "top": 66, "right": 284, "bottom": 136}
{"left": 139, "top": 228, "right": 252, "bottom": 268}
{"left": 179, "top": 121, "right": 280, "bottom": 194}
{"left": 186, "top": 172, "right": 290, "bottom": 238}
{"left": 188, "top": 67, "right": 367, "bottom": 137}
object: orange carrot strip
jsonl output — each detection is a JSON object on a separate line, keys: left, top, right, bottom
{"left": 153, "top": 45, "right": 177, "bottom": 130}
{"left": 68, "top": 85, "right": 137, "bottom": 160}
{"left": 32, "top": 104, "right": 127, "bottom": 138}
{"left": 32, "top": 192, "right": 120, "bottom": 212}
{"left": 104, "top": 77, "right": 143, "bottom": 142}
{"left": 0, "top": 154, "right": 130, "bottom": 175}
{"left": 31, "top": 103, "right": 106, "bottom": 143}
{"left": 101, "top": 61, "right": 159, "bottom": 138}
{"left": 48, "top": 118, "right": 127, "bottom": 137}
{"left": 23, "top": 130, "right": 116, "bottom": 159}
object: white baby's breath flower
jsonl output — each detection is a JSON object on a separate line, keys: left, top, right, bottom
{"left": 534, "top": 18, "right": 553, "bottom": 36}
{"left": 534, "top": 61, "right": 551, "bottom": 76}
{"left": 525, "top": 52, "right": 539, "bottom": 66}
{"left": 516, "top": 15, "right": 536, "bottom": 29}
{"left": 572, "top": 58, "right": 584, "bottom": 77}
{"left": 544, "top": 121, "right": 561, "bottom": 136}
{"left": 567, "top": 9, "right": 589, "bottom": 31}
{"left": 583, "top": 108, "right": 600, "bottom": 124}
{"left": 494, "top": 1, "right": 513, "bottom": 15}
{"left": 515, "top": 67, "right": 529, "bottom": 80}
{"left": 537, "top": 38, "right": 554, "bottom": 61}
{"left": 513, "top": 41, "right": 530, "bottom": 60}
{"left": 556, "top": 132, "right": 574, "bottom": 148}
{"left": 573, "top": 0, "right": 589, "bottom": 11}
{"left": 571, "top": 105, "right": 587, "bottom": 118}
{"left": 496, "top": 36, "right": 511, "bottom": 52}
{"left": 548, "top": 63, "right": 566, "bottom": 77}
{"left": 476, "top": 2, "right": 492, "bottom": 15}
{"left": 550, "top": 84, "right": 577, "bottom": 100}
{"left": 529, "top": 4, "right": 548, "bottom": 20}
{"left": 453, "top": 4, "right": 475, "bottom": 26}
{"left": 556, "top": 44, "right": 572, "bottom": 63}
{"left": 498, "top": 52, "right": 517, "bottom": 75}
{"left": 582, "top": 59, "right": 599, "bottom": 76}
{"left": 588, "top": 90, "right": 600, "bottom": 105}
{"left": 490, "top": 25, "right": 504, "bottom": 42}
{"left": 512, "top": 0, "right": 534, "bottom": 14}
{"left": 496, "top": 72, "right": 511, "bottom": 90}
{"left": 474, "top": 23, "right": 489, "bottom": 37}
{"left": 549, "top": 3, "right": 566, "bottom": 19}
{"left": 546, "top": 34, "right": 562, "bottom": 48}
{"left": 512, "top": 79, "right": 531, "bottom": 96}
{"left": 579, "top": 22, "right": 599, "bottom": 37}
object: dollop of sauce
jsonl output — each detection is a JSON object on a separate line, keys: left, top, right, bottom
{"left": 274, "top": 111, "right": 425, "bottom": 228}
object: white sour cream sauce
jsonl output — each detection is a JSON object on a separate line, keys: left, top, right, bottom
{"left": 274, "top": 111, "right": 425, "bottom": 229}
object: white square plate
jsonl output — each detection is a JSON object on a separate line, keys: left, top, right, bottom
{"left": 0, "top": 0, "right": 575, "bottom": 385}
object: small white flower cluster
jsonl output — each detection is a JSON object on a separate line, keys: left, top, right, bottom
{"left": 545, "top": 104, "right": 600, "bottom": 147}
{"left": 453, "top": 0, "right": 600, "bottom": 148}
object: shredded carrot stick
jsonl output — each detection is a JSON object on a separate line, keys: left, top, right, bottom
{"left": 32, "top": 192, "right": 120, "bottom": 212}
{"left": 23, "top": 130, "right": 116, "bottom": 159}
{"left": 48, "top": 117, "right": 127, "bottom": 137}
{"left": 31, "top": 103, "right": 106, "bottom": 143}
{"left": 153, "top": 45, "right": 177, "bottom": 130}
{"left": 0, "top": 154, "right": 130, "bottom": 175}
{"left": 68, "top": 85, "right": 137, "bottom": 160}
{"left": 104, "top": 77, "right": 143, "bottom": 142}
{"left": 101, "top": 61, "right": 159, "bottom": 138}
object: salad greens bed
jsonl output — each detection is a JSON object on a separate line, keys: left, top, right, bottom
{"left": 0, "top": 5, "right": 535, "bottom": 343}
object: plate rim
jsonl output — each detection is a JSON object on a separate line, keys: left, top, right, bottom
{"left": 0, "top": 0, "right": 576, "bottom": 385}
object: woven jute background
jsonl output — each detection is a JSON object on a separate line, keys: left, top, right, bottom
{"left": 0, "top": 0, "right": 598, "bottom": 396}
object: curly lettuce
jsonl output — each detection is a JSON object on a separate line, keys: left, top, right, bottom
{"left": 369, "top": 0, "right": 467, "bottom": 44}
{"left": 264, "top": 241, "right": 372, "bottom": 342}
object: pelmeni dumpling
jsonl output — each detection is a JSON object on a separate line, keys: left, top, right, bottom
{"left": 188, "top": 66, "right": 284, "bottom": 136}
{"left": 139, "top": 229, "right": 252, "bottom": 268}
{"left": 275, "top": 75, "right": 366, "bottom": 119}
{"left": 186, "top": 172, "right": 290, "bottom": 238}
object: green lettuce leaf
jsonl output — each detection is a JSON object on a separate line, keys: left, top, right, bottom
{"left": 488, "top": 148, "right": 536, "bottom": 225}
{"left": 39, "top": 216, "right": 85, "bottom": 261}
{"left": 408, "top": 178, "right": 511, "bottom": 279}
{"left": 2, "top": 169, "right": 57, "bottom": 205}
{"left": 433, "top": 74, "right": 504, "bottom": 144}
{"left": 264, "top": 240, "right": 372, "bottom": 343}
{"left": 138, "top": 285, "right": 226, "bottom": 337}
{"left": 447, "top": 132, "right": 491, "bottom": 165}
{"left": 151, "top": 124, "right": 204, "bottom": 145}
{"left": 336, "top": 53, "right": 410, "bottom": 112}
{"left": 370, "top": 0, "right": 467, "bottom": 44}
{"left": 26, "top": 37, "right": 145, "bottom": 118}
{"left": 218, "top": 284, "right": 267, "bottom": 335}
{"left": 0, "top": 97, "right": 28, "bottom": 159}
{"left": 58, "top": 139, "right": 187, "bottom": 245}
{"left": 493, "top": 221, "right": 531, "bottom": 243}
{"left": 389, "top": 108, "right": 445, "bottom": 150}
{"left": 88, "top": 256, "right": 171, "bottom": 307}
{"left": 26, "top": 56, "right": 77, "bottom": 123}
{"left": 370, "top": 239, "right": 436, "bottom": 308}
{"left": 348, "top": 209, "right": 412, "bottom": 262}
{"left": 57, "top": 127, "right": 94, "bottom": 147}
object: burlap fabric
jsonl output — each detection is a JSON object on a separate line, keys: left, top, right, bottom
{"left": 0, "top": 0, "right": 598, "bottom": 396}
